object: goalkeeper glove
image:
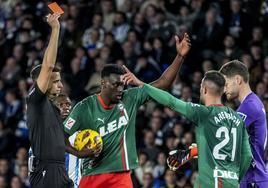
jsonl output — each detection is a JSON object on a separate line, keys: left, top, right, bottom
{"left": 167, "top": 143, "right": 198, "bottom": 171}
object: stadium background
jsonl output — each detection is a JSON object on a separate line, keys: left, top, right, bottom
{"left": 0, "top": 0, "right": 268, "bottom": 187}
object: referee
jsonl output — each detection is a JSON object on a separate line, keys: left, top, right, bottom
{"left": 26, "top": 13, "right": 73, "bottom": 188}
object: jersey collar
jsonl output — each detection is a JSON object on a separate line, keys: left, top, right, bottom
{"left": 97, "top": 95, "right": 114, "bottom": 110}
{"left": 209, "top": 104, "right": 224, "bottom": 106}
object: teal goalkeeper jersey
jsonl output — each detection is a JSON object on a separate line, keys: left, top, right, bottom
{"left": 64, "top": 87, "right": 149, "bottom": 176}
{"left": 143, "top": 84, "right": 252, "bottom": 188}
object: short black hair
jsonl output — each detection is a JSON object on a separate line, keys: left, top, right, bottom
{"left": 203, "top": 70, "right": 226, "bottom": 95}
{"left": 30, "top": 64, "right": 61, "bottom": 81}
{"left": 101, "top": 64, "right": 124, "bottom": 78}
{"left": 57, "top": 93, "right": 68, "bottom": 99}
{"left": 219, "top": 60, "right": 249, "bottom": 82}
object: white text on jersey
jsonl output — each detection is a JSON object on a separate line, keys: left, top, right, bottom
{"left": 99, "top": 115, "right": 128, "bottom": 137}
{"left": 214, "top": 112, "right": 241, "bottom": 126}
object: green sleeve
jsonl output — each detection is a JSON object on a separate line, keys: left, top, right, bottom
{"left": 143, "top": 84, "right": 209, "bottom": 125}
{"left": 239, "top": 126, "right": 253, "bottom": 181}
{"left": 143, "top": 84, "right": 187, "bottom": 115}
{"left": 123, "top": 87, "right": 151, "bottom": 106}
{"left": 64, "top": 102, "right": 84, "bottom": 136}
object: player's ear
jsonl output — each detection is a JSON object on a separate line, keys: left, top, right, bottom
{"left": 223, "top": 84, "right": 227, "bottom": 94}
{"left": 203, "top": 85, "right": 207, "bottom": 95}
{"left": 235, "top": 75, "right": 242, "bottom": 85}
{"left": 205, "top": 86, "right": 208, "bottom": 94}
{"left": 101, "top": 79, "right": 106, "bottom": 88}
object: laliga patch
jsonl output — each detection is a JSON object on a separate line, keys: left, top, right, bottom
{"left": 65, "top": 117, "right": 76, "bottom": 130}
{"left": 237, "top": 112, "right": 247, "bottom": 121}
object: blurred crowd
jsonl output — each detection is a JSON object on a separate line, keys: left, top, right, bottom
{"left": 0, "top": 0, "right": 268, "bottom": 187}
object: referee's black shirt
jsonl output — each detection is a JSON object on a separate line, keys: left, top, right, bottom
{"left": 26, "top": 84, "right": 65, "bottom": 162}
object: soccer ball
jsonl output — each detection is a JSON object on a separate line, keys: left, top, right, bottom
{"left": 74, "top": 129, "right": 103, "bottom": 151}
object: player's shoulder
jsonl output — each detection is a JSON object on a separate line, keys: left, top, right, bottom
{"left": 122, "top": 86, "right": 141, "bottom": 99}
{"left": 73, "top": 95, "right": 96, "bottom": 111}
{"left": 123, "top": 87, "right": 140, "bottom": 94}
{"left": 80, "top": 94, "right": 96, "bottom": 103}
{"left": 226, "top": 106, "right": 241, "bottom": 117}
{"left": 240, "top": 93, "right": 264, "bottom": 113}
{"left": 243, "top": 93, "right": 262, "bottom": 105}
{"left": 187, "top": 102, "right": 210, "bottom": 112}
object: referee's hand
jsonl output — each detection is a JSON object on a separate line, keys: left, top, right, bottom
{"left": 46, "top": 13, "right": 60, "bottom": 29}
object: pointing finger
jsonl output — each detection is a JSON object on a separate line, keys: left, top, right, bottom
{"left": 122, "top": 65, "right": 131, "bottom": 73}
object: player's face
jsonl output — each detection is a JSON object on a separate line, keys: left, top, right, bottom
{"left": 55, "top": 96, "right": 72, "bottom": 119}
{"left": 47, "top": 72, "right": 63, "bottom": 98}
{"left": 103, "top": 74, "right": 124, "bottom": 103}
{"left": 224, "top": 76, "right": 239, "bottom": 101}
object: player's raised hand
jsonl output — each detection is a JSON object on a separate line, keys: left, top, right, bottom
{"left": 121, "top": 65, "right": 144, "bottom": 87}
{"left": 46, "top": 13, "right": 60, "bottom": 29}
{"left": 175, "top": 33, "right": 191, "bottom": 57}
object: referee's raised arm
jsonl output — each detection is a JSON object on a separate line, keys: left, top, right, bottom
{"left": 36, "top": 13, "right": 60, "bottom": 93}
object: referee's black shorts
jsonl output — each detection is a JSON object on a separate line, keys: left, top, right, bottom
{"left": 29, "top": 161, "right": 73, "bottom": 188}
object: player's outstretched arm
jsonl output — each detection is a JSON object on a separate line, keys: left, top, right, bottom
{"left": 150, "top": 33, "right": 191, "bottom": 90}
{"left": 121, "top": 67, "right": 188, "bottom": 115}
{"left": 37, "top": 13, "right": 60, "bottom": 93}
{"left": 143, "top": 83, "right": 188, "bottom": 115}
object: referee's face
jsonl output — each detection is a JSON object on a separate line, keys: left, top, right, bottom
{"left": 48, "top": 72, "right": 63, "bottom": 98}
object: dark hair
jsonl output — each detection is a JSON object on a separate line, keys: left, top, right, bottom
{"left": 55, "top": 93, "right": 71, "bottom": 104}
{"left": 57, "top": 93, "right": 68, "bottom": 98}
{"left": 219, "top": 60, "right": 249, "bottom": 82}
{"left": 203, "top": 70, "right": 226, "bottom": 95}
{"left": 30, "top": 64, "right": 61, "bottom": 80}
{"left": 101, "top": 64, "right": 124, "bottom": 78}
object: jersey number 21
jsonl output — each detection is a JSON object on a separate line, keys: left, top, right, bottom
{"left": 213, "top": 127, "right": 237, "bottom": 161}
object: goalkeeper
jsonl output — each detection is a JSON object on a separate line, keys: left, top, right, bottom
{"left": 123, "top": 68, "right": 252, "bottom": 188}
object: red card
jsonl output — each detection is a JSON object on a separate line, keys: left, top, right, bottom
{"left": 48, "top": 2, "right": 64, "bottom": 15}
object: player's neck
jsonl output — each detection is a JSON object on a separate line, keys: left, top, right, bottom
{"left": 205, "top": 96, "right": 222, "bottom": 106}
{"left": 99, "top": 92, "right": 112, "bottom": 106}
{"left": 238, "top": 84, "right": 252, "bottom": 102}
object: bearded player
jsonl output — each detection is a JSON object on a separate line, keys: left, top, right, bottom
{"left": 220, "top": 60, "right": 268, "bottom": 188}
{"left": 125, "top": 69, "right": 252, "bottom": 188}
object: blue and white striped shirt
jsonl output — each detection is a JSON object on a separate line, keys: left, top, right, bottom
{"left": 65, "top": 132, "right": 81, "bottom": 188}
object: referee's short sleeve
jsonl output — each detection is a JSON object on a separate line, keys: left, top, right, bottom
{"left": 27, "top": 83, "right": 46, "bottom": 104}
